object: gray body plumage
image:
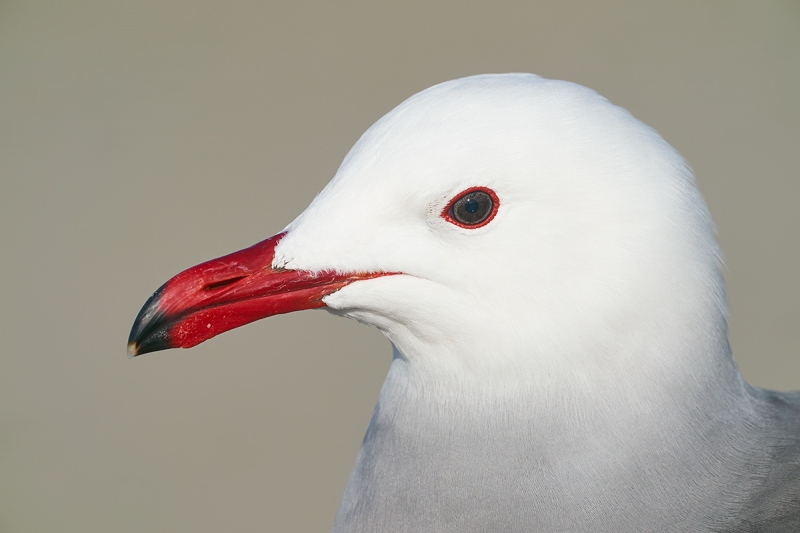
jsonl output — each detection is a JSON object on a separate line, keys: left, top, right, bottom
{"left": 333, "top": 351, "right": 800, "bottom": 532}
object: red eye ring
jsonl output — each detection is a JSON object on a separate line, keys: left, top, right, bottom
{"left": 441, "top": 186, "right": 500, "bottom": 229}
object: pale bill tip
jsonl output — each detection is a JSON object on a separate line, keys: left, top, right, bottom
{"left": 127, "top": 342, "right": 139, "bottom": 359}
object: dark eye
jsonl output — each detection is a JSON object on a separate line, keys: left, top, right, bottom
{"left": 442, "top": 187, "right": 499, "bottom": 228}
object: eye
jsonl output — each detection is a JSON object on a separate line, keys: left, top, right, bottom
{"left": 442, "top": 187, "right": 500, "bottom": 228}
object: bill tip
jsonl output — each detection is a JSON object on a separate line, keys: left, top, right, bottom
{"left": 127, "top": 342, "right": 139, "bottom": 359}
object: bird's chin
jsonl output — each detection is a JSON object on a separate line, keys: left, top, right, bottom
{"left": 323, "top": 274, "right": 461, "bottom": 344}
{"left": 325, "top": 306, "right": 398, "bottom": 333}
{"left": 322, "top": 276, "right": 408, "bottom": 330}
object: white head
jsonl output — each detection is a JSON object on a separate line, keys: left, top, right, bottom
{"left": 127, "top": 75, "right": 744, "bottom": 532}
{"left": 273, "top": 74, "right": 727, "bottom": 390}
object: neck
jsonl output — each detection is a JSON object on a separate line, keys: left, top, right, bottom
{"left": 334, "top": 324, "right": 761, "bottom": 533}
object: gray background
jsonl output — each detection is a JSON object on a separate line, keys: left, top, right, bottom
{"left": 1, "top": 1, "right": 798, "bottom": 531}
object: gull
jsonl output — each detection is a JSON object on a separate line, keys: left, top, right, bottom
{"left": 128, "top": 74, "right": 800, "bottom": 532}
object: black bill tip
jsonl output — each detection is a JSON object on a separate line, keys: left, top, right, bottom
{"left": 127, "top": 285, "right": 174, "bottom": 357}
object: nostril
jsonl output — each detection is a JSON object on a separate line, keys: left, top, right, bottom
{"left": 204, "top": 276, "right": 247, "bottom": 291}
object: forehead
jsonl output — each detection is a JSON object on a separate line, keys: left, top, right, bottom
{"left": 330, "top": 76, "right": 626, "bottom": 202}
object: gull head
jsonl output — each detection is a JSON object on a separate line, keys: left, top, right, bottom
{"left": 129, "top": 74, "right": 725, "bottom": 385}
